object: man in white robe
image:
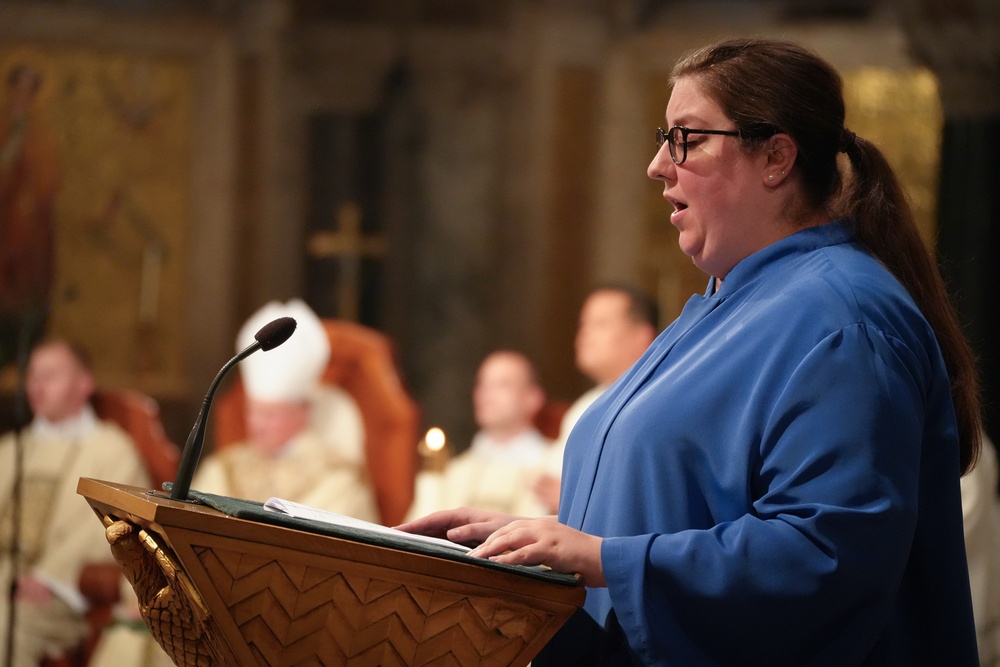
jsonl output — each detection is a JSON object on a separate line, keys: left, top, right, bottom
{"left": 90, "top": 300, "right": 375, "bottom": 667}
{"left": 192, "top": 298, "right": 377, "bottom": 519}
{"left": 0, "top": 339, "right": 149, "bottom": 666}
{"left": 408, "top": 350, "right": 551, "bottom": 519}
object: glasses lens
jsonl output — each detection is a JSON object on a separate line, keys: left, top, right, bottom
{"left": 669, "top": 127, "right": 684, "bottom": 164}
{"left": 656, "top": 127, "right": 667, "bottom": 148}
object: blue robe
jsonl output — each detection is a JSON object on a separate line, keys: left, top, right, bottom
{"left": 552, "top": 220, "right": 977, "bottom": 666}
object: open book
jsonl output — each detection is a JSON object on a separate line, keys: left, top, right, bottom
{"left": 263, "top": 497, "right": 472, "bottom": 553}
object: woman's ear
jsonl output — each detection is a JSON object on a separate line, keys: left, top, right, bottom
{"left": 764, "top": 133, "right": 797, "bottom": 186}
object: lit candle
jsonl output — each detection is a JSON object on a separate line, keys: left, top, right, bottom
{"left": 419, "top": 427, "right": 450, "bottom": 471}
{"left": 425, "top": 427, "right": 445, "bottom": 452}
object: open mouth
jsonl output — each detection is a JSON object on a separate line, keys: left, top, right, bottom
{"left": 666, "top": 197, "right": 687, "bottom": 214}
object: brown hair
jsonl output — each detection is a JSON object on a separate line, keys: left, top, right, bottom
{"left": 672, "top": 38, "right": 981, "bottom": 473}
{"left": 588, "top": 282, "right": 660, "bottom": 330}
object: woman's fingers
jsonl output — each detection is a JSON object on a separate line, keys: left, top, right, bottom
{"left": 466, "top": 520, "right": 606, "bottom": 588}
{"left": 396, "top": 508, "right": 518, "bottom": 544}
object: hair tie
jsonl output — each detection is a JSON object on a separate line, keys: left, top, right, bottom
{"left": 840, "top": 128, "right": 857, "bottom": 153}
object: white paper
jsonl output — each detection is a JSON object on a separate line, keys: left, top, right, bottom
{"left": 32, "top": 569, "right": 89, "bottom": 614}
{"left": 263, "top": 497, "right": 472, "bottom": 553}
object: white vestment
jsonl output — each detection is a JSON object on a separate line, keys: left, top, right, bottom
{"left": 308, "top": 385, "right": 365, "bottom": 468}
{"left": 0, "top": 407, "right": 149, "bottom": 665}
{"left": 192, "top": 428, "right": 378, "bottom": 523}
{"left": 541, "top": 384, "right": 608, "bottom": 478}
{"left": 962, "top": 435, "right": 1000, "bottom": 667}
{"left": 408, "top": 428, "right": 553, "bottom": 520}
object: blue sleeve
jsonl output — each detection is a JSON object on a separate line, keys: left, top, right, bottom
{"left": 602, "top": 324, "right": 928, "bottom": 665}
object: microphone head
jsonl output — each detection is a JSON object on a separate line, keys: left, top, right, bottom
{"left": 255, "top": 316, "right": 297, "bottom": 351}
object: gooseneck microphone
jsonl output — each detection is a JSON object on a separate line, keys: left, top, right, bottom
{"left": 169, "top": 316, "right": 297, "bottom": 501}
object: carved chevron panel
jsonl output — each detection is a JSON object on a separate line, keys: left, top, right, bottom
{"left": 194, "top": 545, "right": 553, "bottom": 666}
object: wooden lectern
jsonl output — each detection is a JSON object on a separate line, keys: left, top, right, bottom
{"left": 77, "top": 478, "right": 585, "bottom": 667}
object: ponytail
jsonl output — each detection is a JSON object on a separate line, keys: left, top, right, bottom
{"left": 842, "top": 131, "right": 981, "bottom": 473}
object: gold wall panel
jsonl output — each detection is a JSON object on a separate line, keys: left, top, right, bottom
{"left": 843, "top": 68, "right": 942, "bottom": 247}
{"left": 0, "top": 45, "right": 193, "bottom": 393}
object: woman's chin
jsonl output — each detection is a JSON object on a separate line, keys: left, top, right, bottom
{"left": 676, "top": 236, "right": 703, "bottom": 264}
{"left": 683, "top": 246, "right": 715, "bottom": 276}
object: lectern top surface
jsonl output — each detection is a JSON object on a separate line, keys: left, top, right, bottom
{"left": 187, "top": 488, "right": 581, "bottom": 588}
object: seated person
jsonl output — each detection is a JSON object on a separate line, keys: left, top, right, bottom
{"left": 91, "top": 301, "right": 378, "bottom": 667}
{"left": 192, "top": 299, "right": 378, "bottom": 522}
{"left": 408, "top": 350, "right": 552, "bottom": 519}
{"left": 533, "top": 283, "right": 659, "bottom": 513}
{"left": 0, "top": 338, "right": 149, "bottom": 666}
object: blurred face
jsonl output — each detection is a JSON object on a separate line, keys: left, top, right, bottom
{"left": 647, "top": 76, "right": 767, "bottom": 279}
{"left": 575, "top": 291, "right": 654, "bottom": 386}
{"left": 473, "top": 353, "right": 542, "bottom": 436}
{"left": 26, "top": 343, "right": 94, "bottom": 423}
{"left": 245, "top": 399, "right": 310, "bottom": 455}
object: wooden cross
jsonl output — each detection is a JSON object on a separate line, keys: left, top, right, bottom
{"left": 306, "top": 201, "right": 386, "bottom": 322}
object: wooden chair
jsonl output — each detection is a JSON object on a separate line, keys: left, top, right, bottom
{"left": 41, "top": 388, "right": 180, "bottom": 667}
{"left": 534, "top": 398, "right": 571, "bottom": 441}
{"left": 91, "top": 389, "right": 180, "bottom": 489}
{"left": 213, "top": 319, "right": 421, "bottom": 527}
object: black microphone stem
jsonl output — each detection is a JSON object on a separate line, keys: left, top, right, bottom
{"left": 4, "top": 322, "right": 35, "bottom": 667}
{"left": 169, "top": 341, "right": 261, "bottom": 501}
{"left": 3, "top": 401, "right": 25, "bottom": 667}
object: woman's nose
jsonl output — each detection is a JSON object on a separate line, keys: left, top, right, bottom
{"left": 647, "top": 145, "right": 676, "bottom": 181}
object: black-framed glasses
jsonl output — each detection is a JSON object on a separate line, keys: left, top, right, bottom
{"left": 656, "top": 126, "right": 741, "bottom": 165}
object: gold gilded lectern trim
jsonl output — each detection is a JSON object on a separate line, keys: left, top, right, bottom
{"left": 103, "top": 515, "right": 228, "bottom": 667}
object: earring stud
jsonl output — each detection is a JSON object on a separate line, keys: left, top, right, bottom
{"left": 768, "top": 174, "right": 775, "bottom": 181}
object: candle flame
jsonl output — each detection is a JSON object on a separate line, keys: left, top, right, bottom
{"left": 424, "top": 427, "right": 446, "bottom": 452}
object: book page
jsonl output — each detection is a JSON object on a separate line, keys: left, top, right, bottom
{"left": 263, "top": 497, "right": 472, "bottom": 553}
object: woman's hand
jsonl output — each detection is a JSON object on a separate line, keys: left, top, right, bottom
{"left": 395, "top": 507, "right": 521, "bottom": 547}
{"left": 468, "top": 518, "right": 606, "bottom": 588}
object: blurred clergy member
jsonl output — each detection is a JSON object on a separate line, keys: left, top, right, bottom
{"left": 1, "top": 339, "right": 148, "bottom": 665}
{"left": 193, "top": 299, "right": 377, "bottom": 521}
{"left": 407, "top": 350, "right": 552, "bottom": 519}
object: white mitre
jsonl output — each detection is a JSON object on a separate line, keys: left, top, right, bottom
{"left": 237, "top": 299, "right": 330, "bottom": 403}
